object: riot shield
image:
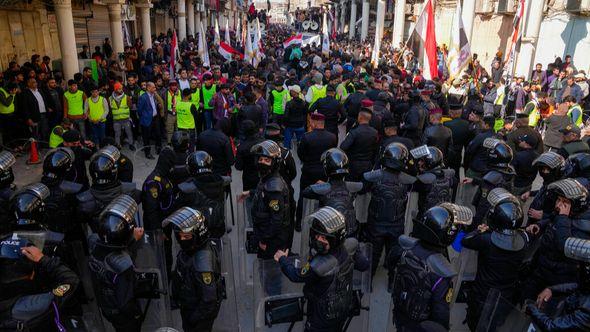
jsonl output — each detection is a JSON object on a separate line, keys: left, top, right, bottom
{"left": 212, "top": 236, "right": 241, "bottom": 331}
{"left": 347, "top": 242, "right": 372, "bottom": 332}
{"left": 253, "top": 258, "right": 305, "bottom": 332}
{"left": 476, "top": 288, "right": 534, "bottom": 332}
{"left": 237, "top": 195, "right": 256, "bottom": 288}
{"left": 404, "top": 192, "right": 419, "bottom": 235}
{"left": 133, "top": 230, "right": 171, "bottom": 330}
{"left": 450, "top": 247, "right": 478, "bottom": 307}
{"left": 455, "top": 182, "right": 479, "bottom": 214}
{"left": 354, "top": 193, "right": 371, "bottom": 224}
{"left": 298, "top": 198, "right": 319, "bottom": 262}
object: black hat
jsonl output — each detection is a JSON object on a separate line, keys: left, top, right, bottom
{"left": 560, "top": 124, "right": 581, "bottom": 136}
{"left": 182, "top": 88, "right": 191, "bottom": 97}
{"left": 517, "top": 134, "right": 538, "bottom": 147}
{"left": 62, "top": 129, "right": 81, "bottom": 143}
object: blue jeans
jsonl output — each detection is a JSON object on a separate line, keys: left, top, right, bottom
{"left": 284, "top": 127, "right": 305, "bottom": 149}
{"left": 204, "top": 110, "right": 213, "bottom": 129}
{"left": 90, "top": 122, "right": 106, "bottom": 145}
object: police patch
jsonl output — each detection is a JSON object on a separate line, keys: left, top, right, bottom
{"left": 53, "top": 284, "right": 71, "bottom": 297}
{"left": 445, "top": 288, "right": 453, "bottom": 303}
{"left": 269, "top": 200, "right": 280, "bottom": 212}
{"left": 150, "top": 187, "right": 158, "bottom": 199}
{"left": 301, "top": 262, "right": 310, "bottom": 275}
{"left": 202, "top": 272, "right": 212, "bottom": 285}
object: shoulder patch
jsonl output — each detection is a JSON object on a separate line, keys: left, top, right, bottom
{"left": 202, "top": 272, "right": 212, "bottom": 285}
{"left": 300, "top": 262, "right": 310, "bottom": 275}
{"left": 150, "top": 187, "right": 158, "bottom": 199}
{"left": 269, "top": 199, "right": 280, "bottom": 212}
{"left": 52, "top": 284, "right": 71, "bottom": 297}
{"left": 154, "top": 176, "right": 161, "bottom": 182}
{"left": 445, "top": 288, "right": 453, "bottom": 303}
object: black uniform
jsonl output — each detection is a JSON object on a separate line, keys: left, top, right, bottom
{"left": 389, "top": 236, "right": 455, "bottom": 330}
{"left": 117, "top": 153, "right": 134, "bottom": 183}
{"left": 296, "top": 128, "right": 338, "bottom": 228}
{"left": 76, "top": 182, "right": 140, "bottom": 230}
{"left": 444, "top": 117, "right": 471, "bottom": 182}
{"left": 511, "top": 148, "right": 540, "bottom": 194}
{"left": 0, "top": 185, "right": 14, "bottom": 235}
{"left": 472, "top": 170, "right": 515, "bottom": 227}
{"left": 65, "top": 145, "right": 94, "bottom": 191}
{"left": 251, "top": 171, "right": 292, "bottom": 259}
{"left": 414, "top": 169, "right": 455, "bottom": 218}
{"left": 235, "top": 133, "right": 264, "bottom": 191}
{"left": 375, "top": 135, "right": 414, "bottom": 168}
{"left": 196, "top": 128, "right": 235, "bottom": 176}
{"left": 528, "top": 282, "right": 590, "bottom": 331}
{"left": 309, "top": 96, "right": 346, "bottom": 137}
{"left": 401, "top": 104, "right": 427, "bottom": 147}
{"left": 464, "top": 129, "right": 496, "bottom": 178}
{"left": 170, "top": 150, "right": 191, "bottom": 188}
{"left": 343, "top": 91, "right": 365, "bottom": 132}
{"left": 363, "top": 169, "right": 415, "bottom": 276}
{"left": 279, "top": 238, "right": 369, "bottom": 331}
{"left": 171, "top": 240, "right": 224, "bottom": 332}
{"left": 422, "top": 124, "right": 453, "bottom": 159}
{"left": 340, "top": 124, "right": 378, "bottom": 181}
{"left": 41, "top": 177, "right": 83, "bottom": 235}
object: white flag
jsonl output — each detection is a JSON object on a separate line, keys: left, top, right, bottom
{"left": 225, "top": 16, "right": 231, "bottom": 44}
{"left": 244, "top": 23, "right": 253, "bottom": 65}
{"left": 322, "top": 13, "right": 330, "bottom": 56}
{"left": 214, "top": 16, "right": 220, "bottom": 46}
{"left": 447, "top": 1, "right": 471, "bottom": 81}
{"left": 236, "top": 15, "right": 242, "bottom": 46}
{"left": 199, "top": 22, "right": 211, "bottom": 67}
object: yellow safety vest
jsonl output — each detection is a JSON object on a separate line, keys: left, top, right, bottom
{"left": 271, "top": 89, "right": 289, "bottom": 115}
{"left": 110, "top": 95, "right": 130, "bottom": 120}
{"left": 176, "top": 100, "right": 195, "bottom": 129}
{"left": 88, "top": 96, "right": 106, "bottom": 122}
{"left": 167, "top": 90, "right": 181, "bottom": 112}
{"left": 64, "top": 90, "right": 84, "bottom": 116}
{"left": 525, "top": 100, "right": 540, "bottom": 127}
{"left": 49, "top": 125, "right": 64, "bottom": 148}
{"left": 190, "top": 89, "right": 201, "bottom": 111}
{"left": 309, "top": 85, "right": 326, "bottom": 108}
{"left": 568, "top": 104, "right": 584, "bottom": 127}
{"left": 202, "top": 84, "right": 217, "bottom": 110}
{"left": 336, "top": 83, "right": 348, "bottom": 102}
{"left": 0, "top": 88, "right": 15, "bottom": 114}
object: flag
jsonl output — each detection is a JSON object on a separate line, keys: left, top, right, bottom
{"left": 252, "top": 18, "right": 265, "bottom": 67}
{"left": 219, "top": 41, "right": 244, "bottom": 61}
{"left": 283, "top": 34, "right": 303, "bottom": 48}
{"left": 214, "top": 16, "right": 221, "bottom": 46}
{"left": 446, "top": 1, "right": 471, "bottom": 81}
{"left": 225, "top": 16, "right": 231, "bottom": 44}
{"left": 504, "top": 0, "right": 526, "bottom": 79}
{"left": 198, "top": 22, "right": 211, "bottom": 67}
{"left": 170, "top": 29, "right": 178, "bottom": 79}
{"left": 405, "top": 0, "right": 438, "bottom": 80}
{"left": 236, "top": 15, "right": 242, "bottom": 46}
{"left": 331, "top": 6, "right": 337, "bottom": 39}
{"left": 322, "top": 12, "right": 330, "bottom": 56}
{"left": 244, "top": 22, "right": 253, "bottom": 65}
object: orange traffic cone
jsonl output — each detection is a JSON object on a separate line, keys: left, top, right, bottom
{"left": 27, "top": 138, "right": 41, "bottom": 165}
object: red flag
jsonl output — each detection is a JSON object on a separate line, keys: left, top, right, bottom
{"left": 283, "top": 34, "right": 303, "bottom": 48}
{"left": 219, "top": 41, "right": 244, "bottom": 61}
{"left": 405, "top": 0, "right": 438, "bottom": 80}
{"left": 170, "top": 30, "right": 178, "bottom": 79}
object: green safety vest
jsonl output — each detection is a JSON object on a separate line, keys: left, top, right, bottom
{"left": 0, "top": 88, "right": 14, "bottom": 114}
{"left": 49, "top": 125, "right": 64, "bottom": 148}
{"left": 336, "top": 83, "right": 348, "bottom": 102}
{"left": 110, "top": 95, "right": 130, "bottom": 120}
{"left": 494, "top": 119, "right": 505, "bottom": 133}
{"left": 64, "top": 90, "right": 84, "bottom": 116}
{"left": 88, "top": 96, "right": 106, "bottom": 122}
{"left": 139, "top": 90, "right": 146, "bottom": 97}
{"left": 190, "top": 89, "right": 201, "bottom": 110}
{"left": 271, "top": 89, "right": 289, "bottom": 115}
{"left": 167, "top": 90, "right": 181, "bottom": 112}
{"left": 176, "top": 100, "right": 195, "bottom": 129}
{"left": 525, "top": 100, "right": 540, "bottom": 127}
{"left": 568, "top": 104, "right": 583, "bottom": 127}
{"left": 202, "top": 84, "right": 217, "bottom": 110}
{"left": 309, "top": 85, "right": 326, "bottom": 108}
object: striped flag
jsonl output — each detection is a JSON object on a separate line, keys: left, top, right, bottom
{"left": 503, "top": 0, "right": 526, "bottom": 78}
{"left": 283, "top": 34, "right": 303, "bottom": 48}
{"left": 446, "top": 1, "right": 471, "bottom": 81}
{"left": 219, "top": 41, "right": 244, "bottom": 61}
{"left": 170, "top": 29, "right": 178, "bottom": 78}
{"left": 405, "top": 0, "right": 438, "bottom": 80}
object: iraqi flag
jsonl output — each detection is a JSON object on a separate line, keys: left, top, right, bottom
{"left": 446, "top": 0, "right": 471, "bottom": 81}
{"left": 170, "top": 30, "right": 178, "bottom": 79}
{"left": 405, "top": 0, "right": 438, "bottom": 80}
{"left": 503, "top": 0, "right": 525, "bottom": 78}
{"left": 283, "top": 34, "right": 303, "bottom": 48}
{"left": 219, "top": 41, "right": 244, "bottom": 61}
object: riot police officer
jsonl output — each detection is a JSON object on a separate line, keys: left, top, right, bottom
{"left": 240, "top": 140, "right": 292, "bottom": 259}
{"left": 470, "top": 138, "right": 515, "bottom": 228}
{"left": 41, "top": 148, "right": 83, "bottom": 235}
{"left": 525, "top": 151, "right": 565, "bottom": 225}
{"left": 274, "top": 206, "right": 369, "bottom": 331}
{"left": 176, "top": 151, "right": 231, "bottom": 238}
{"left": 340, "top": 108, "right": 379, "bottom": 182}
{"left": 302, "top": 148, "right": 363, "bottom": 237}
{"left": 163, "top": 207, "right": 224, "bottom": 332}
{"left": 527, "top": 237, "right": 590, "bottom": 330}
{"left": 461, "top": 188, "right": 531, "bottom": 331}
{"left": 522, "top": 178, "right": 590, "bottom": 302}
{"left": 77, "top": 146, "right": 141, "bottom": 230}
{"left": 363, "top": 142, "right": 416, "bottom": 276}
{"left": 141, "top": 147, "right": 176, "bottom": 231}
{"left": 10, "top": 183, "right": 51, "bottom": 232}
{"left": 169, "top": 131, "right": 192, "bottom": 188}
{"left": 87, "top": 194, "right": 145, "bottom": 332}
{"left": 0, "top": 150, "right": 16, "bottom": 235}
{"left": 0, "top": 233, "right": 79, "bottom": 331}
{"left": 410, "top": 145, "right": 455, "bottom": 218}
{"left": 100, "top": 137, "right": 134, "bottom": 183}
{"left": 389, "top": 203, "right": 472, "bottom": 331}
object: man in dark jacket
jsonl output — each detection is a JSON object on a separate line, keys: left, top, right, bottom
{"left": 309, "top": 84, "right": 346, "bottom": 138}
{"left": 235, "top": 120, "right": 264, "bottom": 191}
{"left": 400, "top": 91, "right": 427, "bottom": 147}
{"left": 444, "top": 102, "right": 471, "bottom": 180}
{"left": 340, "top": 108, "right": 378, "bottom": 181}
{"left": 343, "top": 82, "right": 367, "bottom": 132}
{"left": 237, "top": 91, "right": 264, "bottom": 141}
{"left": 464, "top": 116, "right": 496, "bottom": 180}
{"left": 506, "top": 114, "right": 544, "bottom": 154}
{"left": 283, "top": 85, "right": 307, "bottom": 149}
{"left": 196, "top": 118, "right": 235, "bottom": 176}
{"left": 558, "top": 124, "right": 590, "bottom": 158}
{"left": 19, "top": 77, "right": 50, "bottom": 142}
{"left": 422, "top": 108, "right": 453, "bottom": 158}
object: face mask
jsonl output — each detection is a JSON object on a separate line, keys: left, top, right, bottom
{"left": 310, "top": 237, "right": 329, "bottom": 255}
{"left": 257, "top": 162, "right": 272, "bottom": 177}
{"left": 178, "top": 237, "right": 195, "bottom": 251}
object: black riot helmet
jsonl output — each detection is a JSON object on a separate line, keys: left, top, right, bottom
{"left": 381, "top": 142, "right": 409, "bottom": 172}
{"left": 562, "top": 153, "right": 590, "bottom": 179}
{"left": 251, "top": 140, "right": 282, "bottom": 176}
{"left": 564, "top": 237, "right": 590, "bottom": 291}
{"left": 162, "top": 207, "right": 209, "bottom": 251}
{"left": 410, "top": 145, "right": 444, "bottom": 172}
{"left": 413, "top": 203, "right": 473, "bottom": 248}
{"left": 547, "top": 178, "right": 590, "bottom": 215}
{"left": 11, "top": 183, "right": 50, "bottom": 228}
{"left": 0, "top": 151, "right": 15, "bottom": 188}
{"left": 483, "top": 138, "right": 514, "bottom": 172}
{"left": 186, "top": 150, "right": 213, "bottom": 176}
{"left": 486, "top": 188, "right": 524, "bottom": 231}
{"left": 321, "top": 148, "right": 349, "bottom": 177}
{"left": 307, "top": 206, "right": 346, "bottom": 255}
{"left": 96, "top": 194, "right": 138, "bottom": 248}
{"left": 89, "top": 145, "right": 120, "bottom": 185}
{"left": 171, "top": 131, "right": 190, "bottom": 153}
{"left": 532, "top": 151, "right": 565, "bottom": 184}
{"left": 43, "top": 147, "right": 75, "bottom": 180}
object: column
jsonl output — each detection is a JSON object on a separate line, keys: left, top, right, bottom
{"left": 164, "top": 9, "right": 170, "bottom": 32}
{"left": 462, "top": 0, "right": 476, "bottom": 44}
{"left": 392, "top": 0, "right": 405, "bottom": 47}
{"left": 187, "top": 0, "right": 195, "bottom": 37}
{"left": 107, "top": 1, "right": 125, "bottom": 55}
{"left": 372, "top": 0, "right": 385, "bottom": 67}
{"left": 340, "top": 0, "right": 346, "bottom": 34}
{"left": 136, "top": 0, "right": 153, "bottom": 47}
{"left": 53, "top": 0, "right": 78, "bottom": 79}
{"left": 349, "top": 0, "right": 356, "bottom": 40}
{"left": 195, "top": 10, "right": 201, "bottom": 34}
{"left": 516, "top": 0, "right": 546, "bottom": 77}
{"left": 178, "top": 0, "right": 186, "bottom": 40}
{"left": 360, "top": 0, "right": 369, "bottom": 42}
